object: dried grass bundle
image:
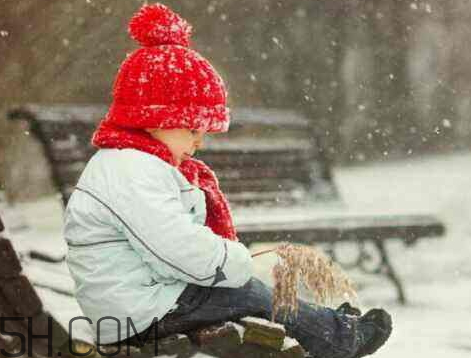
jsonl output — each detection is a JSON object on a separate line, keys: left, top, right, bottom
{"left": 253, "top": 243, "right": 357, "bottom": 321}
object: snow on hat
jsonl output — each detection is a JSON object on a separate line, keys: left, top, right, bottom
{"left": 103, "top": 3, "right": 230, "bottom": 132}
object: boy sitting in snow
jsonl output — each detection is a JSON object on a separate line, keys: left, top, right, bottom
{"left": 64, "top": 3, "right": 392, "bottom": 357}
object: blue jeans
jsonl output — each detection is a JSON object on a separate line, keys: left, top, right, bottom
{"left": 130, "top": 278, "right": 361, "bottom": 358}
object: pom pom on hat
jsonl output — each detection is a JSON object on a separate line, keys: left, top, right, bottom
{"left": 128, "top": 3, "right": 192, "bottom": 47}
{"left": 98, "top": 2, "right": 230, "bottom": 134}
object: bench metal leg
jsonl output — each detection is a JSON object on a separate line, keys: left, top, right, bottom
{"left": 373, "top": 240, "right": 406, "bottom": 304}
{"left": 327, "top": 240, "right": 407, "bottom": 304}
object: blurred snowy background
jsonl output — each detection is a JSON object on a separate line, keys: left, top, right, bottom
{"left": 2, "top": 0, "right": 471, "bottom": 199}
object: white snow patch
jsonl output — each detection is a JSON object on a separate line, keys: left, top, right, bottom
{"left": 232, "top": 322, "right": 245, "bottom": 343}
{"left": 217, "top": 322, "right": 245, "bottom": 343}
{"left": 281, "top": 336, "right": 299, "bottom": 351}
{"left": 241, "top": 316, "right": 286, "bottom": 332}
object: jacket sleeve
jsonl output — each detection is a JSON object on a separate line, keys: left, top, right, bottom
{"left": 113, "top": 157, "right": 254, "bottom": 288}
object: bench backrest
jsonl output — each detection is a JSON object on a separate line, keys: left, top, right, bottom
{"left": 8, "top": 104, "right": 338, "bottom": 207}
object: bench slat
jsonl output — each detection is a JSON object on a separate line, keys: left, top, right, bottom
{"left": 238, "top": 214, "right": 445, "bottom": 245}
{"left": 220, "top": 178, "right": 302, "bottom": 193}
{"left": 55, "top": 162, "right": 87, "bottom": 186}
{"left": 0, "top": 238, "right": 22, "bottom": 278}
{"left": 227, "top": 191, "right": 302, "bottom": 206}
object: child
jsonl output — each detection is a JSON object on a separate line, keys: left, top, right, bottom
{"left": 64, "top": 3, "right": 392, "bottom": 357}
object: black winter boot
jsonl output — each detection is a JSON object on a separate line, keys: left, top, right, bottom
{"left": 336, "top": 302, "right": 362, "bottom": 316}
{"left": 353, "top": 308, "right": 392, "bottom": 358}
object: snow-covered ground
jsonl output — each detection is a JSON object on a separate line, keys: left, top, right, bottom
{"left": 336, "top": 151, "right": 471, "bottom": 358}
{"left": 2, "top": 151, "right": 471, "bottom": 357}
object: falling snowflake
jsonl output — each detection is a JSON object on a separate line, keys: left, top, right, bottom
{"left": 138, "top": 73, "right": 149, "bottom": 83}
{"left": 358, "top": 104, "right": 366, "bottom": 111}
{"left": 207, "top": 5, "right": 216, "bottom": 14}
{"left": 203, "top": 84, "right": 211, "bottom": 95}
{"left": 410, "top": 2, "right": 418, "bottom": 10}
{"left": 389, "top": 73, "right": 395, "bottom": 80}
{"left": 0, "top": 30, "right": 9, "bottom": 37}
{"left": 442, "top": 119, "right": 452, "bottom": 128}
{"left": 249, "top": 74, "right": 257, "bottom": 82}
{"left": 272, "top": 37, "right": 283, "bottom": 49}
{"left": 295, "top": 8, "right": 306, "bottom": 18}
{"left": 425, "top": 3, "right": 432, "bottom": 13}
{"left": 261, "top": 53, "right": 268, "bottom": 60}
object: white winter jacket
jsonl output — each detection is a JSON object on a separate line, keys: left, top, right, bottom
{"left": 64, "top": 148, "right": 254, "bottom": 344}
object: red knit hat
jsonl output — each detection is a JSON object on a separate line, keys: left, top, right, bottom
{"left": 103, "top": 3, "right": 230, "bottom": 133}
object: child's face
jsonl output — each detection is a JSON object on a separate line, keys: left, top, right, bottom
{"left": 146, "top": 128, "right": 206, "bottom": 166}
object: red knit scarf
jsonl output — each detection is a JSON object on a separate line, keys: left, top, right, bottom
{"left": 92, "top": 120, "right": 238, "bottom": 241}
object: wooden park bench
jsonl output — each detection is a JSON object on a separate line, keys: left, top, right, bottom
{"left": 0, "top": 213, "right": 70, "bottom": 357}
{"left": 1, "top": 214, "right": 307, "bottom": 358}
{"left": 7, "top": 104, "right": 445, "bottom": 304}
